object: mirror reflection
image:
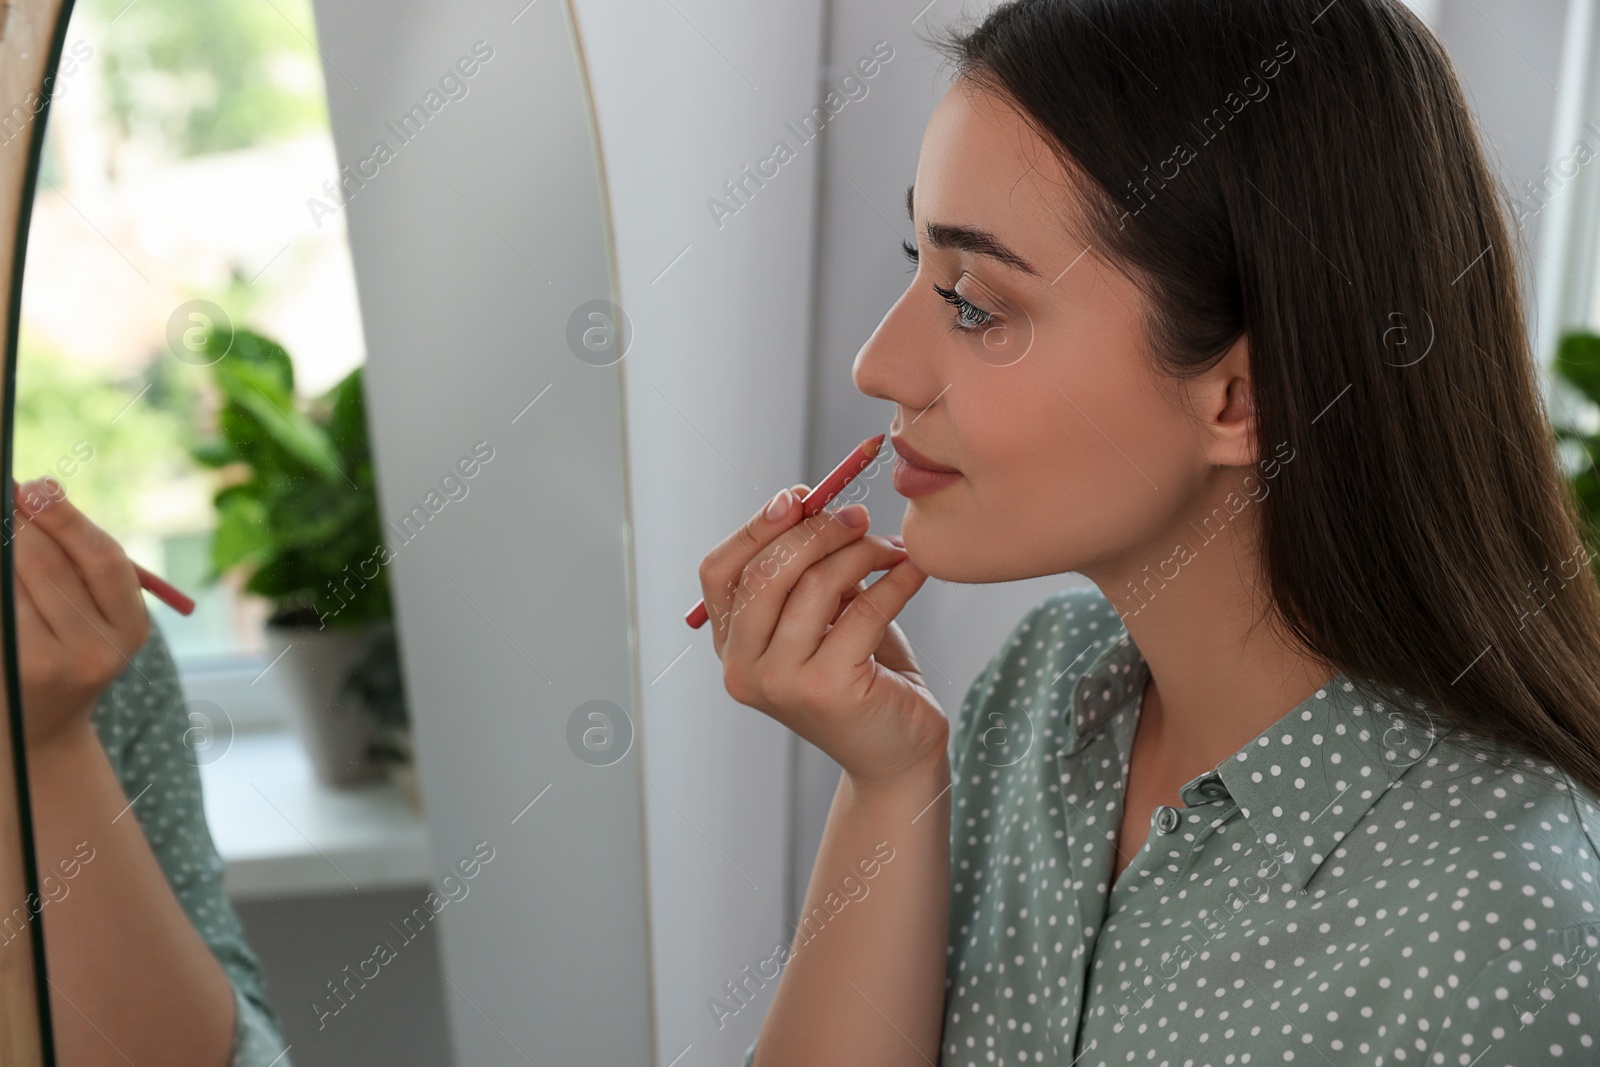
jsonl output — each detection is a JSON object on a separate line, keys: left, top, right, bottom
{"left": 13, "top": 0, "right": 439, "bottom": 1062}
{"left": 7, "top": 0, "right": 633, "bottom": 1058}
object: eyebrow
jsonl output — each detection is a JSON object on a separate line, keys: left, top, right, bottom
{"left": 905, "top": 182, "right": 1042, "bottom": 279}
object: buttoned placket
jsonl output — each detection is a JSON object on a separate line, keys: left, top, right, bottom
{"left": 923, "top": 595, "right": 1526, "bottom": 1067}
{"left": 1052, "top": 675, "right": 1248, "bottom": 1063}
{"left": 1100, "top": 769, "right": 1243, "bottom": 1044}
{"left": 1051, "top": 727, "right": 1124, "bottom": 1063}
{"left": 1100, "top": 714, "right": 1240, "bottom": 912}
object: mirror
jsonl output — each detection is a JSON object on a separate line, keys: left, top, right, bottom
{"left": 0, "top": 0, "right": 81, "bottom": 1061}
{"left": 6, "top": 0, "right": 646, "bottom": 1062}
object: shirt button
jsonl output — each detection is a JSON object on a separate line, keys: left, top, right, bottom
{"left": 1152, "top": 805, "right": 1181, "bottom": 834}
{"left": 1197, "top": 777, "right": 1228, "bottom": 800}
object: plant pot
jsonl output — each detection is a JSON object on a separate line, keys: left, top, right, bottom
{"left": 263, "top": 619, "right": 386, "bottom": 786}
{"left": 376, "top": 722, "right": 423, "bottom": 813}
{"left": 387, "top": 759, "right": 423, "bottom": 813}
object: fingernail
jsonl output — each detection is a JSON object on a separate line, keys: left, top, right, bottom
{"left": 886, "top": 533, "right": 905, "bottom": 547}
{"left": 765, "top": 488, "right": 793, "bottom": 521}
{"left": 838, "top": 505, "right": 868, "bottom": 528}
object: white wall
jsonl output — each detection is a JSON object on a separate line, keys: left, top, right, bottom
{"left": 1433, "top": 0, "right": 1570, "bottom": 356}
{"left": 312, "top": 0, "right": 654, "bottom": 1063}
{"left": 1401, "top": 0, "right": 1441, "bottom": 27}
{"left": 570, "top": 0, "right": 827, "bottom": 1063}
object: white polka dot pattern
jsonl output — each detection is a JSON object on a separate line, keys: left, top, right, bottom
{"left": 737, "top": 584, "right": 1600, "bottom": 1066}
{"left": 937, "top": 585, "right": 1600, "bottom": 1066}
{"left": 93, "top": 623, "right": 292, "bottom": 1066}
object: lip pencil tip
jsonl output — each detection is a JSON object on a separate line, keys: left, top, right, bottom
{"left": 684, "top": 432, "right": 890, "bottom": 630}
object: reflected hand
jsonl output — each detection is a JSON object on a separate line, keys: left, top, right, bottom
{"left": 12, "top": 477, "right": 150, "bottom": 751}
{"left": 698, "top": 483, "right": 944, "bottom": 792}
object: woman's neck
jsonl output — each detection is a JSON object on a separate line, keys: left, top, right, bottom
{"left": 1088, "top": 500, "right": 1337, "bottom": 778}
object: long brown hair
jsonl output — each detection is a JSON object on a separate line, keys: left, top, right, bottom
{"left": 928, "top": 0, "right": 1600, "bottom": 796}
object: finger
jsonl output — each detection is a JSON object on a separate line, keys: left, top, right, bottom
{"left": 18, "top": 478, "right": 145, "bottom": 635}
{"left": 813, "top": 556, "right": 930, "bottom": 669}
{"left": 12, "top": 566, "right": 74, "bottom": 711}
{"left": 828, "top": 577, "right": 870, "bottom": 625}
{"left": 20, "top": 477, "right": 143, "bottom": 626}
{"left": 11, "top": 557, "right": 59, "bottom": 647}
{"left": 721, "top": 503, "right": 875, "bottom": 667}
{"left": 699, "top": 483, "right": 812, "bottom": 653}
{"left": 14, "top": 512, "right": 110, "bottom": 656}
{"left": 14, "top": 478, "right": 57, "bottom": 519}
{"left": 766, "top": 536, "right": 908, "bottom": 664}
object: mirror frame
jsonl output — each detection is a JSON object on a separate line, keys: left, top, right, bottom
{"left": 0, "top": 0, "right": 82, "bottom": 1060}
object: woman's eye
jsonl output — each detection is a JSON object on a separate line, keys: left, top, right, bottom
{"left": 932, "top": 282, "right": 995, "bottom": 333}
{"left": 901, "top": 237, "right": 997, "bottom": 332}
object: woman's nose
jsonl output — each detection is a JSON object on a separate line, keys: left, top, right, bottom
{"left": 852, "top": 294, "right": 921, "bottom": 405}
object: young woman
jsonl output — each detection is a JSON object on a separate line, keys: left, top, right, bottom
{"left": 702, "top": 1, "right": 1600, "bottom": 1063}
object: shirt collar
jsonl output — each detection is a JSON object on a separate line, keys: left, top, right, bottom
{"left": 1057, "top": 628, "right": 1445, "bottom": 894}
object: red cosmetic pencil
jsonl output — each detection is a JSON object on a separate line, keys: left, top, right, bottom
{"left": 133, "top": 561, "right": 196, "bottom": 615}
{"left": 685, "top": 433, "right": 888, "bottom": 630}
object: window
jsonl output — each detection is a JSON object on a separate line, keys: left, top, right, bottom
{"left": 16, "top": 0, "right": 367, "bottom": 721}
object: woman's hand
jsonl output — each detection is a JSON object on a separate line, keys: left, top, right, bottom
{"left": 698, "top": 483, "right": 943, "bottom": 792}
{"left": 12, "top": 476, "right": 150, "bottom": 752}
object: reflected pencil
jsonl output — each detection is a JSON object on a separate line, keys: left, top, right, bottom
{"left": 685, "top": 433, "right": 887, "bottom": 630}
{"left": 133, "top": 561, "right": 196, "bottom": 616}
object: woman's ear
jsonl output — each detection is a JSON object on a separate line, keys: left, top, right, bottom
{"left": 1199, "top": 333, "right": 1257, "bottom": 468}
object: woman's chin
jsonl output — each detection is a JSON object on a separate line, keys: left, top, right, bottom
{"left": 901, "top": 519, "right": 1075, "bottom": 585}
{"left": 896, "top": 530, "right": 987, "bottom": 584}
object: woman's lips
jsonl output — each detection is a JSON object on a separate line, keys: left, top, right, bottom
{"left": 890, "top": 435, "right": 959, "bottom": 473}
{"left": 889, "top": 437, "right": 961, "bottom": 498}
{"left": 892, "top": 456, "right": 961, "bottom": 497}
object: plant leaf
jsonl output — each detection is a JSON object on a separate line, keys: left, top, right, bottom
{"left": 209, "top": 491, "right": 272, "bottom": 577}
{"left": 220, "top": 362, "right": 342, "bottom": 480}
{"left": 1553, "top": 331, "right": 1600, "bottom": 405}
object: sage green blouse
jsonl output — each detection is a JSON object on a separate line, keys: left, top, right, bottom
{"left": 92, "top": 622, "right": 292, "bottom": 1066}
{"left": 742, "top": 584, "right": 1600, "bottom": 1066}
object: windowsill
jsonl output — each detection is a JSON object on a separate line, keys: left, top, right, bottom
{"left": 178, "top": 658, "right": 294, "bottom": 734}
{"left": 196, "top": 728, "right": 432, "bottom": 900}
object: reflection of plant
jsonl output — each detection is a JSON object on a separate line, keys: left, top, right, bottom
{"left": 189, "top": 327, "right": 391, "bottom": 628}
{"left": 344, "top": 626, "right": 410, "bottom": 766}
{"left": 1553, "top": 331, "right": 1600, "bottom": 580}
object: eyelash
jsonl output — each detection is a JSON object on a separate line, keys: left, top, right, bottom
{"left": 900, "top": 237, "right": 996, "bottom": 333}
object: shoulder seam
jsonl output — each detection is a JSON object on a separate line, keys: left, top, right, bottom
{"left": 1565, "top": 770, "right": 1600, "bottom": 866}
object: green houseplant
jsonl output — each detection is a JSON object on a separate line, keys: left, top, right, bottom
{"left": 1553, "top": 331, "right": 1600, "bottom": 582}
{"left": 191, "top": 326, "right": 411, "bottom": 790}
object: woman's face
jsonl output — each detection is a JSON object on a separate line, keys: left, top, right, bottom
{"left": 853, "top": 79, "right": 1250, "bottom": 586}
